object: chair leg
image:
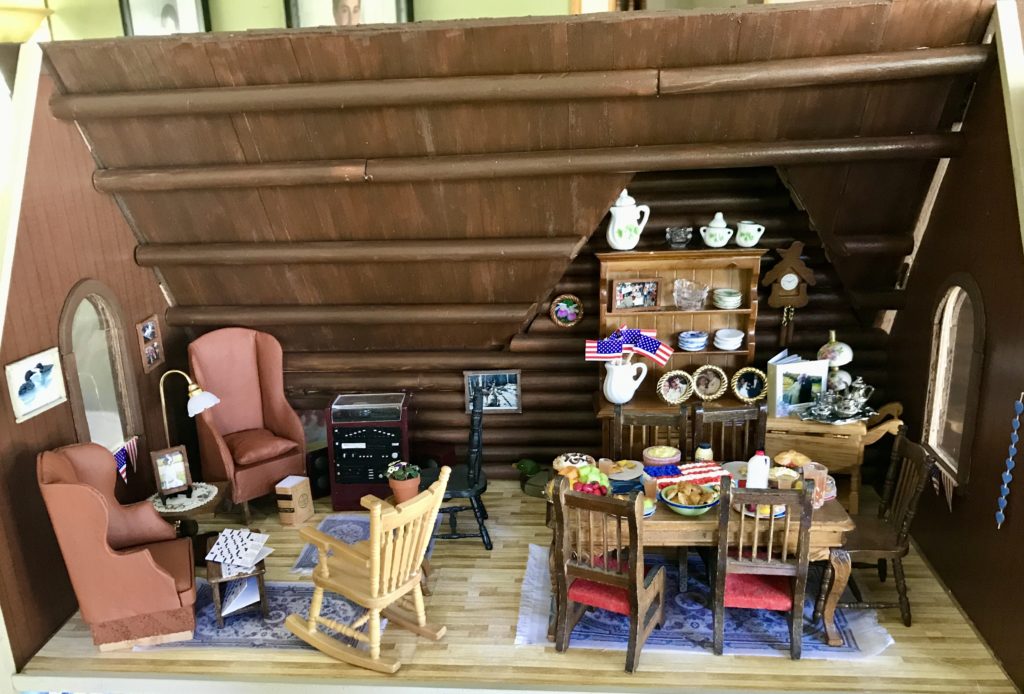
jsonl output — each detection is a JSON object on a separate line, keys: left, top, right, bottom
{"left": 893, "top": 557, "right": 912, "bottom": 627}
{"left": 848, "top": 574, "right": 863, "bottom": 603}
{"left": 469, "top": 495, "right": 493, "bottom": 550}
{"left": 368, "top": 609, "right": 382, "bottom": 660}
{"left": 419, "top": 559, "right": 432, "bottom": 597}
{"left": 477, "top": 497, "right": 489, "bottom": 520}
{"left": 412, "top": 582, "right": 427, "bottom": 628}
{"left": 625, "top": 611, "right": 641, "bottom": 673}
{"left": 813, "top": 562, "right": 833, "bottom": 624}
{"left": 877, "top": 559, "right": 888, "bottom": 583}
{"left": 307, "top": 586, "right": 325, "bottom": 630}
{"left": 241, "top": 501, "right": 252, "bottom": 526}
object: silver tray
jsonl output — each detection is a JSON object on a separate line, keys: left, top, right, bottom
{"left": 798, "top": 406, "right": 878, "bottom": 426}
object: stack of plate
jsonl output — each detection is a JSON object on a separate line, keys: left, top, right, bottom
{"left": 714, "top": 328, "right": 744, "bottom": 351}
{"left": 712, "top": 288, "right": 742, "bottom": 309}
{"left": 678, "top": 330, "right": 709, "bottom": 352}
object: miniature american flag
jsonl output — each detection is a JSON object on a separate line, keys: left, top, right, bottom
{"left": 629, "top": 333, "right": 674, "bottom": 365}
{"left": 584, "top": 335, "right": 624, "bottom": 361}
{"left": 114, "top": 445, "right": 129, "bottom": 484}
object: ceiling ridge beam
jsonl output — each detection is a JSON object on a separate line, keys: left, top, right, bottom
{"left": 94, "top": 134, "right": 964, "bottom": 193}
{"left": 165, "top": 303, "right": 535, "bottom": 327}
{"left": 284, "top": 351, "right": 590, "bottom": 371}
{"left": 50, "top": 46, "right": 989, "bottom": 120}
{"left": 136, "top": 237, "right": 579, "bottom": 266}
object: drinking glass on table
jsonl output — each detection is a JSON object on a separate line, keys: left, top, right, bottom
{"left": 802, "top": 462, "right": 828, "bottom": 509}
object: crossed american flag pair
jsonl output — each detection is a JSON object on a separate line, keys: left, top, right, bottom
{"left": 584, "top": 325, "right": 674, "bottom": 366}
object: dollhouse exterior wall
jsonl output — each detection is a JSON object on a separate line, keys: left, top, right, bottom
{"left": 887, "top": 61, "right": 1024, "bottom": 688}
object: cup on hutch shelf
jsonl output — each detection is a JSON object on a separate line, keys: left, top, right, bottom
{"left": 802, "top": 462, "right": 829, "bottom": 509}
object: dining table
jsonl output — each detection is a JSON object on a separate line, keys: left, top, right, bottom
{"left": 546, "top": 495, "right": 855, "bottom": 647}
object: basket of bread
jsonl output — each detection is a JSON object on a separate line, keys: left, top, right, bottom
{"left": 659, "top": 482, "right": 721, "bottom": 516}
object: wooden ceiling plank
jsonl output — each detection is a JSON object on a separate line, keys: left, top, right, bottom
{"left": 165, "top": 303, "right": 536, "bottom": 326}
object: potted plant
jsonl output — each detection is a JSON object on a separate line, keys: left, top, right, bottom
{"left": 386, "top": 460, "right": 421, "bottom": 504}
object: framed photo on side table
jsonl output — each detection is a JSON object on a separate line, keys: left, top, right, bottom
{"left": 151, "top": 445, "right": 193, "bottom": 500}
{"left": 463, "top": 370, "right": 522, "bottom": 414}
{"left": 612, "top": 278, "right": 660, "bottom": 312}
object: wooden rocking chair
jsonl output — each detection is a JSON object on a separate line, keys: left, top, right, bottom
{"left": 285, "top": 466, "right": 451, "bottom": 673}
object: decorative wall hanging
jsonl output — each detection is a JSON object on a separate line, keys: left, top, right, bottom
{"left": 463, "top": 370, "right": 521, "bottom": 414}
{"left": 761, "top": 241, "right": 817, "bottom": 347}
{"left": 549, "top": 294, "right": 583, "bottom": 328}
{"left": 731, "top": 367, "right": 768, "bottom": 404}
{"left": 656, "top": 370, "right": 693, "bottom": 405}
{"left": 692, "top": 365, "right": 728, "bottom": 401}
{"left": 136, "top": 313, "right": 165, "bottom": 374}
{"left": 5, "top": 347, "right": 67, "bottom": 423}
{"left": 995, "top": 393, "right": 1022, "bottom": 529}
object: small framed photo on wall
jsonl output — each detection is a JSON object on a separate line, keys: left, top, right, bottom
{"left": 463, "top": 370, "right": 522, "bottom": 414}
{"left": 136, "top": 314, "right": 164, "bottom": 374}
{"left": 120, "top": 0, "right": 208, "bottom": 36}
{"left": 286, "top": 0, "right": 409, "bottom": 27}
{"left": 612, "top": 278, "right": 660, "bottom": 312}
{"left": 150, "top": 445, "right": 193, "bottom": 500}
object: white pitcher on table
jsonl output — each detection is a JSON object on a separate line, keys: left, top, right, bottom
{"left": 603, "top": 361, "right": 648, "bottom": 405}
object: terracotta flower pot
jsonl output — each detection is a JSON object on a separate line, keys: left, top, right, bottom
{"left": 388, "top": 476, "right": 421, "bottom": 504}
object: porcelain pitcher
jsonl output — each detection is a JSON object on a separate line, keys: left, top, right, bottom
{"left": 603, "top": 361, "right": 648, "bottom": 405}
{"left": 606, "top": 189, "right": 651, "bottom": 251}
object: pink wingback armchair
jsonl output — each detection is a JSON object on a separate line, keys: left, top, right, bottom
{"left": 37, "top": 443, "right": 196, "bottom": 649}
{"left": 188, "top": 328, "right": 305, "bottom": 520}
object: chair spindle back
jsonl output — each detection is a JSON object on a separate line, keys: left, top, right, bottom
{"left": 691, "top": 403, "right": 768, "bottom": 462}
{"left": 612, "top": 405, "right": 687, "bottom": 460}
{"left": 717, "top": 481, "right": 813, "bottom": 574}
{"left": 880, "top": 426, "right": 935, "bottom": 545}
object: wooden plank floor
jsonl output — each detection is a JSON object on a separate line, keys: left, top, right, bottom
{"left": 18, "top": 481, "right": 1016, "bottom": 693}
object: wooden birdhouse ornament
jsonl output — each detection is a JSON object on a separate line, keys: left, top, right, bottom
{"left": 761, "top": 241, "right": 816, "bottom": 346}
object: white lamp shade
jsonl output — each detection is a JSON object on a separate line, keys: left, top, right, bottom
{"left": 187, "top": 389, "right": 220, "bottom": 417}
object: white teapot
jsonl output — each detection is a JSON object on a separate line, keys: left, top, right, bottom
{"left": 700, "top": 212, "right": 734, "bottom": 248}
{"left": 602, "top": 361, "right": 648, "bottom": 405}
{"left": 606, "top": 189, "right": 651, "bottom": 251}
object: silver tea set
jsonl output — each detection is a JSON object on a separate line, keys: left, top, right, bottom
{"left": 803, "top": 377, "right": 876, "bottom": 424}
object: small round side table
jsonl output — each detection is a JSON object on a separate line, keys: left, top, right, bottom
{"left": 150, "top": 481, "right": 227, "bottom": 564}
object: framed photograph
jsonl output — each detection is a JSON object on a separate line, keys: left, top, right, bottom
{"left": 463, "top": 370, "right": 522, "bottom": 414}
{"left": 150, "top": 445, "right": 193, "bottom": 499}
{"left": 732, "top": 367, "right": 768, "bottom": 404}
{"left": 136, "top": 314, "right": 165, "bottom": 374}
{"left": 549, "top": 294, "right": 583, "bottom": 328}
{"left": 768, "top": 359, "right": 829, "bottom": 417}
{"left": 286, "top": 0, "right": 409, "bottom": 27}
{"left": 120, "top": 0, "right": 208, "bottom": 36}
{"left": 612, "top": 278, "right": 660, "bottom": 312}
{"left": 5, "top": 347, "right": 67, "bottom": 424}
{"left": 656, "top": 370, "right": 693, "bottom": 405}
{"left": 692, "top": 365, "right": 728, "bottom": 401}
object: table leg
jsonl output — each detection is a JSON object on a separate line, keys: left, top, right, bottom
{"left": 211, "top": 582, "right": 224, "bottom": 629}
{"left": 823, "top": 549, "right": 851, "bottom": 646}
{"left": 258, "top": 573, "right": 269, "bottom": 620}
{"left": 849, "top": 468, "right": 861, "bottom": 515}
{"left": 547, "top": 532, "right": 558, "bottom": 642}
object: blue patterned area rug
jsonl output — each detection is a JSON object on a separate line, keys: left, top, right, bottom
{"left": 291, "top": 513, "right": 439, "bottom": 575}
{"left": 515, "top": 544, "right": 892, "bottom": 660}
{"left": 141, "top": 579, "right": 376, "bottom": 650}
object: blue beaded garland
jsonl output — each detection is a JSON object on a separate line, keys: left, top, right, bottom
{"left": 995, "top": 396, "right": 1023, "bottom": 529}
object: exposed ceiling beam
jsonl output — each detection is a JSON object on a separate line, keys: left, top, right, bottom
{"left": 49, "top": 46, "right": 989, "bottom": 120}
{"left": 136, "top": 237, "right": 580, "bottom": 266}
{"left": 165, "top": 304, "right": 534, "bottom": 327}
{"left": 834, "top": 234, "right": 916, "bottom": 256}
{"left": 93, "top": 134, "right": 963, "bottom": 193}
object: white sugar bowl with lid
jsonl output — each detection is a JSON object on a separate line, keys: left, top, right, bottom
{"left": 606, "top": 189, "right": 651, "bottom": 251}
{"left": 700, "top": 212, "right": 734, "bottom": 248}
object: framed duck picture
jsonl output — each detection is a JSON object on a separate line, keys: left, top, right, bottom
{"left": 5, "top": 347, "right": 67, "bottom": 423}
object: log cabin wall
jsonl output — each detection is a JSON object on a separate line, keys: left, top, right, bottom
{"left": 887, "top": 62, "right": 1024, "bottom": 688}
{"left": 0, "top": 75, "right": 187, "bottom": 669}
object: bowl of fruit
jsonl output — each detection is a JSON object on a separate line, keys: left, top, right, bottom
{"left": 570, "top": 464, "right": 611, "bottom": 496}
{"left": 659, "top": 482, "right": 721, "bottom": 516}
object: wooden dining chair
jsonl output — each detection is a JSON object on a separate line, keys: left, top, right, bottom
{"left": 690, "top": 403, "right": 768, "bottom": 462}
{"left": 285, "top": 466, "right": 451, "bottom": 674}
{"left": 552, "top": 477, "right": 665, "bottom": 673}
{"left": 612, "top": 404, "right": 687, "bottom": 460}
{"left": 812, "top": 426, "right": 935, "bottom": 627}
{"left": 713, "top": 481, "right": 814, "bottom": 659}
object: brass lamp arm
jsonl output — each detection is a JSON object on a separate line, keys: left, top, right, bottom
{"left": 159, "top": 369, "right": 195, "bottom": 450}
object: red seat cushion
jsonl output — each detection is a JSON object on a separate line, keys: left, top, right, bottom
{"left": 224, "top": 428, "right": 298, "bottom": 466}
{"left": 567, "top": 557, "right": 649, "bottom": 616}
{"left": 723, "top": 573, "right": 793, "bottom": 611}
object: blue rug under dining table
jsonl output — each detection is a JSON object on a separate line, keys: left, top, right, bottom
{"left": 515, "top": 544, "right": 892, "bottom": 660}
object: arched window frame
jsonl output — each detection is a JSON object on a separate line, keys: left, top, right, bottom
{"left": 57, "top": 279, "right": 144, "bottom": 463}
{"left": 923, "top": 273, "right": 985, "bottom": 488}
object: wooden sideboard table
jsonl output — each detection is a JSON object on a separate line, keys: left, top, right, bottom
{"left": 764, "top": 403, "right": 904, "bottom": 514}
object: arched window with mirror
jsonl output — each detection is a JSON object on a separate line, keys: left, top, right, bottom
{"left": 58, "top": 280, "right": 143, "bottom": 456}
{"left": 923, "top": 276, "right": 985, "bottom": 487}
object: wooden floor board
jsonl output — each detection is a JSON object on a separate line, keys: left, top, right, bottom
{"left": 17, "top": 481, "right": 1016, "bottom": 693}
